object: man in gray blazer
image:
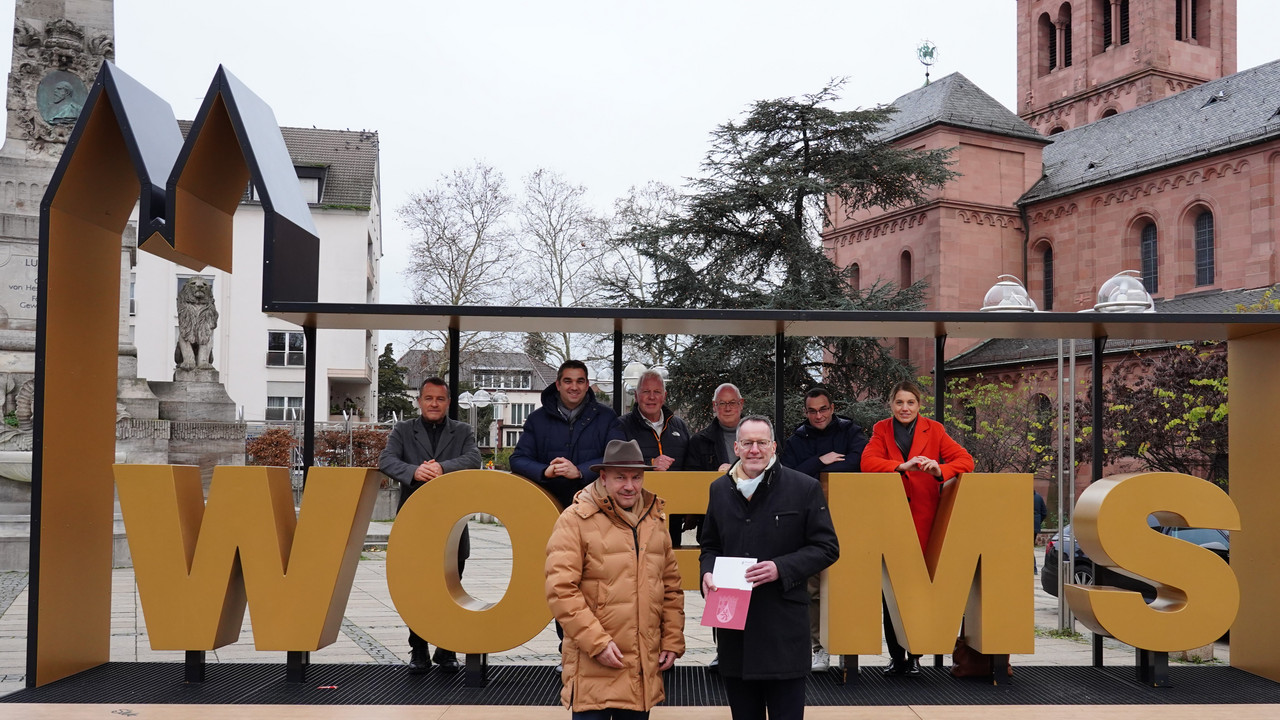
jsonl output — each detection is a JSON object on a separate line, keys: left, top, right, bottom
{"left": 379, "top": 376, "right": 482, "bottom": 674}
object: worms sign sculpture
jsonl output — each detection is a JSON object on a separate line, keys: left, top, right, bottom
{"left": 27, "top": 62, "right": 1280, "bottom": 693}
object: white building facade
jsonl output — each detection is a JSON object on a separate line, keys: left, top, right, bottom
{"left": 131, "top": 126, "right": 382, "bottom": 422}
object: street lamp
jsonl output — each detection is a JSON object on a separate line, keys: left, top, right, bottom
{"left": 979, "top": 275, "right": 1038, "bottom": 312}
{"left": 489, "top": 391, "right": 510, "bottom": 450}
{"left": 621, "top": 361, "right": 648, "bottom": 401}
{"left": 1092, "top": 270, "right": 1155, "bottom": 313}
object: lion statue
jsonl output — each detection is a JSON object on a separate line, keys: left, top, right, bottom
{"left": 174, "top": 277, "right": 218, "bottom": 369}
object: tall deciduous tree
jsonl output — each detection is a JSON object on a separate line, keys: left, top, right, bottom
{"left": 517, "top": 168, "right": 610, "bottom": 365}
{"left": 608, "top": 81, "right": 956, "bottom": 431}
{"left": 399, "top": 162, "right": 515, "bottom": 368}
{"left": 377, "top": 343, "right": 416, "bottom": 421}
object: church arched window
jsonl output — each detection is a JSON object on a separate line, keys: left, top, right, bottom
{"left": 1043, "top": 245, "right": 1055, "bottom": 310}
{"left": 1040, "top": 13, "right": 1057, "bottom": 75}
{"left": 1140, "top": 222, "right": 1159, "bottom": 294}
{"left": 1194, "top": 210, "right": 1215, "bottom": 286}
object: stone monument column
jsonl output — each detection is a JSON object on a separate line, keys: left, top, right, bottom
{"left": 0, "top": 1, "right": 118, "bottom": 514}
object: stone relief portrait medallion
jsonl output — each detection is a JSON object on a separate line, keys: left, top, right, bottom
{"left": 37, "top": 71, "right": 88, "bottom": 127}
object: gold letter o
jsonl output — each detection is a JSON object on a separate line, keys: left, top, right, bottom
{"left": 386, "top": 469, "right": 562, "bottom": 653}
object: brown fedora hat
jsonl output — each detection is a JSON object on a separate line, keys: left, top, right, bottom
{"left": 589, "top": 439, "right": 656, "bottom": 473}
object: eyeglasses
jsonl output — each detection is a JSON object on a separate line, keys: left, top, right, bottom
{"left": 713, "top": 400, "right": 744, "bottom": 409}
{"left": 735, "top": 439, "right": 773, "bottom": 449}
{"left": 804, "top": 405, "right": 832, "bottom": 416}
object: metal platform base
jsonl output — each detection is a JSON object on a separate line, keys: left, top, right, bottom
{"left": 4, "top": 664, "right": 1278, "bottom": 706}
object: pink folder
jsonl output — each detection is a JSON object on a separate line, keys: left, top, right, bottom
{"left": 701, "top": 587, "right": 751, "bottom": 630}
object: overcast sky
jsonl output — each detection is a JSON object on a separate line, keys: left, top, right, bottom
{"left": 6, "top": 0, "right": 1280, "bottom": 325}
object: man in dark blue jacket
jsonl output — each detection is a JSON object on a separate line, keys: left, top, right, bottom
{"left": 510, "top": 359, "right": 625, "bottom": 510}
{"left": 779, "top": 385, "right": 868, "bottom": 672}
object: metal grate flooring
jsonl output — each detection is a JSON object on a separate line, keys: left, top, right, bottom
{"left": 3, "top": 664, "right": 1278, "bottom": 706}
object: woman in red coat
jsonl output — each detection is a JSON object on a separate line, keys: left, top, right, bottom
{"left": 861, "top": 380, "right": 974, "bottom": 676}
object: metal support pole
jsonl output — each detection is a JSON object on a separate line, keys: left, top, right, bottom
{"left": 774, "top": 332, "right": 785, "bottom": 429}
{"left": 302, "top": 325, "right": 316, "bottom": 470}
{"left": 613, "top": 329, "right": 623, "bottom": 415}
{"left": 934, "top": 335, "right": 947, "bottom": 421}
{"left": 448, "top": 326, "right": 460, "bottom": 421}
{"left": 286, "top": 650, "right": 309, "bottom": 683}
{"left": 291, "top": 325, "right": 318, "bottom": 681}
{"left": 184, "top": 650, "right": 205, "bottom": 683}
{"left": 1055, "top": 339, "right": 1070, "bottom": 630}
{"left": 1092, "top": 336, "right": 1107, "bottom": 482}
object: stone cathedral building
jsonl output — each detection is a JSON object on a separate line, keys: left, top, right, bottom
{"left": 824, "top": 0, "right": 1276, "bottom": 367}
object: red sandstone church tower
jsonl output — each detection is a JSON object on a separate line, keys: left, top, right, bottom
{"left": 823, "top": 0, "right": 1272, "bottom": 369}
{"left": 1018, "top": 0, "right": 1236, "bottom": 133}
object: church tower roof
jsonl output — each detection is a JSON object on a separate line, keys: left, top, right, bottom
{"left": 877, "top": 72, "right": 1046, "bottom": 144}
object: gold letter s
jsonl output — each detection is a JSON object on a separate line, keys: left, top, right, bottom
{"left": 1067, "top": 472, "right": 1239, "bottom": 651}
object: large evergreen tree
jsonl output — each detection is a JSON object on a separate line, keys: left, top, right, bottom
{"left": 377, "top": 344, "right": 417, "bottom": 421}
{"left": 607, "top": 81, "right": 956, "bottom": 431}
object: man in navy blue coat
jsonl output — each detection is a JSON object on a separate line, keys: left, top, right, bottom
{"left": 779, "top": 386, "right": 868, "bottom": 672}
{"left": 510, "top": 359, "right": 625, "bottom": 510}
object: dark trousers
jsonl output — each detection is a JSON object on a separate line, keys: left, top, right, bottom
{"left": 571, "top": 710, "right": 650, "bottom": 720}
{"left": 408, "top": 557, "right": 465, "bottom": 660}
{"left": 882, "top": 595, "right": 920, "bottom": 663}
{"left": 722, "top": 675, "right": 806, "bottom": 720}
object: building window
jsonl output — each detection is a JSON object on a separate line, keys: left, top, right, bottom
{"left": 511, "top": 403, "right": 535, "bottom": 426}
{"left": 129, "top": 272, "right": 136, "bottom": 316}
{"left": 1040, "top": 13, "right": 1057, "bottom": 75}
{"left": 505, "top": 430, "right": 521, "bottom": 448}
{"left": 1140, "top": 222, "right": 1159, "bottom": 293}
{"left": 266, "top": 395, "right": 304, "bottom": 421}
{"left": 1043, "top": 246, "right": 1055, "bottom": 310}
{"left": 1062, "top": 6, "right": 1073, "bottom": 67}
{"left": 473, "top": 370, "right": 532, "bottom": 390}
{"left": 1119, "top": 0, "right": 1130, "bottom": 44}
{"left": 850, "top": 263, "right": 860, "bottom": 293}
{"left": 1176, "top": 0, "right": 1201, "bottom": 42}
{"left": 1100, "top": 0, "right": 1112, "bottom": 48}
{"left": 1194, "top": 210, "right": 1215, "bottom": 286}
{"left": 899, "top": 250, "right": 912, "bottom": 288}
{"left": 267, "top": 330, "right": 306, "bottom": 367}
{"left": 249, "top": 166, "right": 326, "bottom": 205}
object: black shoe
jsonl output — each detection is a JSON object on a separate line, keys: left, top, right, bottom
{"left": 433, "top": 651, "right": 461, "bottom": 673}
{"left": 408, "top": 648, "right": 431, "bottom": 675}
{"left": 904, "top": 656, "right": 922, "bottom": 676}
{"left": 882, "top": 658, "right": 907, "bottom": 676}
{"left": 708, "top": 654, "right": 719, "bottom": 673}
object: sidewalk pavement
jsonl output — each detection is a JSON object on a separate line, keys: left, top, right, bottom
{"left": 0, "top": 521, "right": 1229, "bottom": 697}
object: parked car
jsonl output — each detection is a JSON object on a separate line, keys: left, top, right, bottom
{"left": 1039, "top": 519, "right": 1230, "bottom": 601}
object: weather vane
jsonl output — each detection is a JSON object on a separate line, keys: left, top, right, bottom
{"left": 917, "top": 40, "right": 939, "bottom": 86}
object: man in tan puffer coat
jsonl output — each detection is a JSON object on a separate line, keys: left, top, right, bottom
{"left": 546, "top": 439, "right": 685, "bottom": 718}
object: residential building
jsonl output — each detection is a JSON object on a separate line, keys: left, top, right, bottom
{"left": 398, "top": 349, "right": 559, "bottom": 449}
{"left": 131, "top": 125, "right": 381, "bottom": 422}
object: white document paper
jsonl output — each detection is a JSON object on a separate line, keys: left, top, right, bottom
{"left": 712, "top": 556, "right": 757, "bottom": 591}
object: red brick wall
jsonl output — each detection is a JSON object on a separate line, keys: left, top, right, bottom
{"left": 1017, "top": 0, "right": 1235, "bottom": 134}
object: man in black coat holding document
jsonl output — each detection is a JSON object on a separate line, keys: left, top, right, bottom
{"left": 699, "top": 415, "right": 840, "bottom": 720}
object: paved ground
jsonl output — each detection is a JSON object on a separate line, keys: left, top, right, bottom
{"left": 0, "top": 520, "right": 1229, "bottom": 697}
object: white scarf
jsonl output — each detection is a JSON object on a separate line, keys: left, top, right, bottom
{"left": 730, "top": 456, "right": 776, "bottom": 500}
